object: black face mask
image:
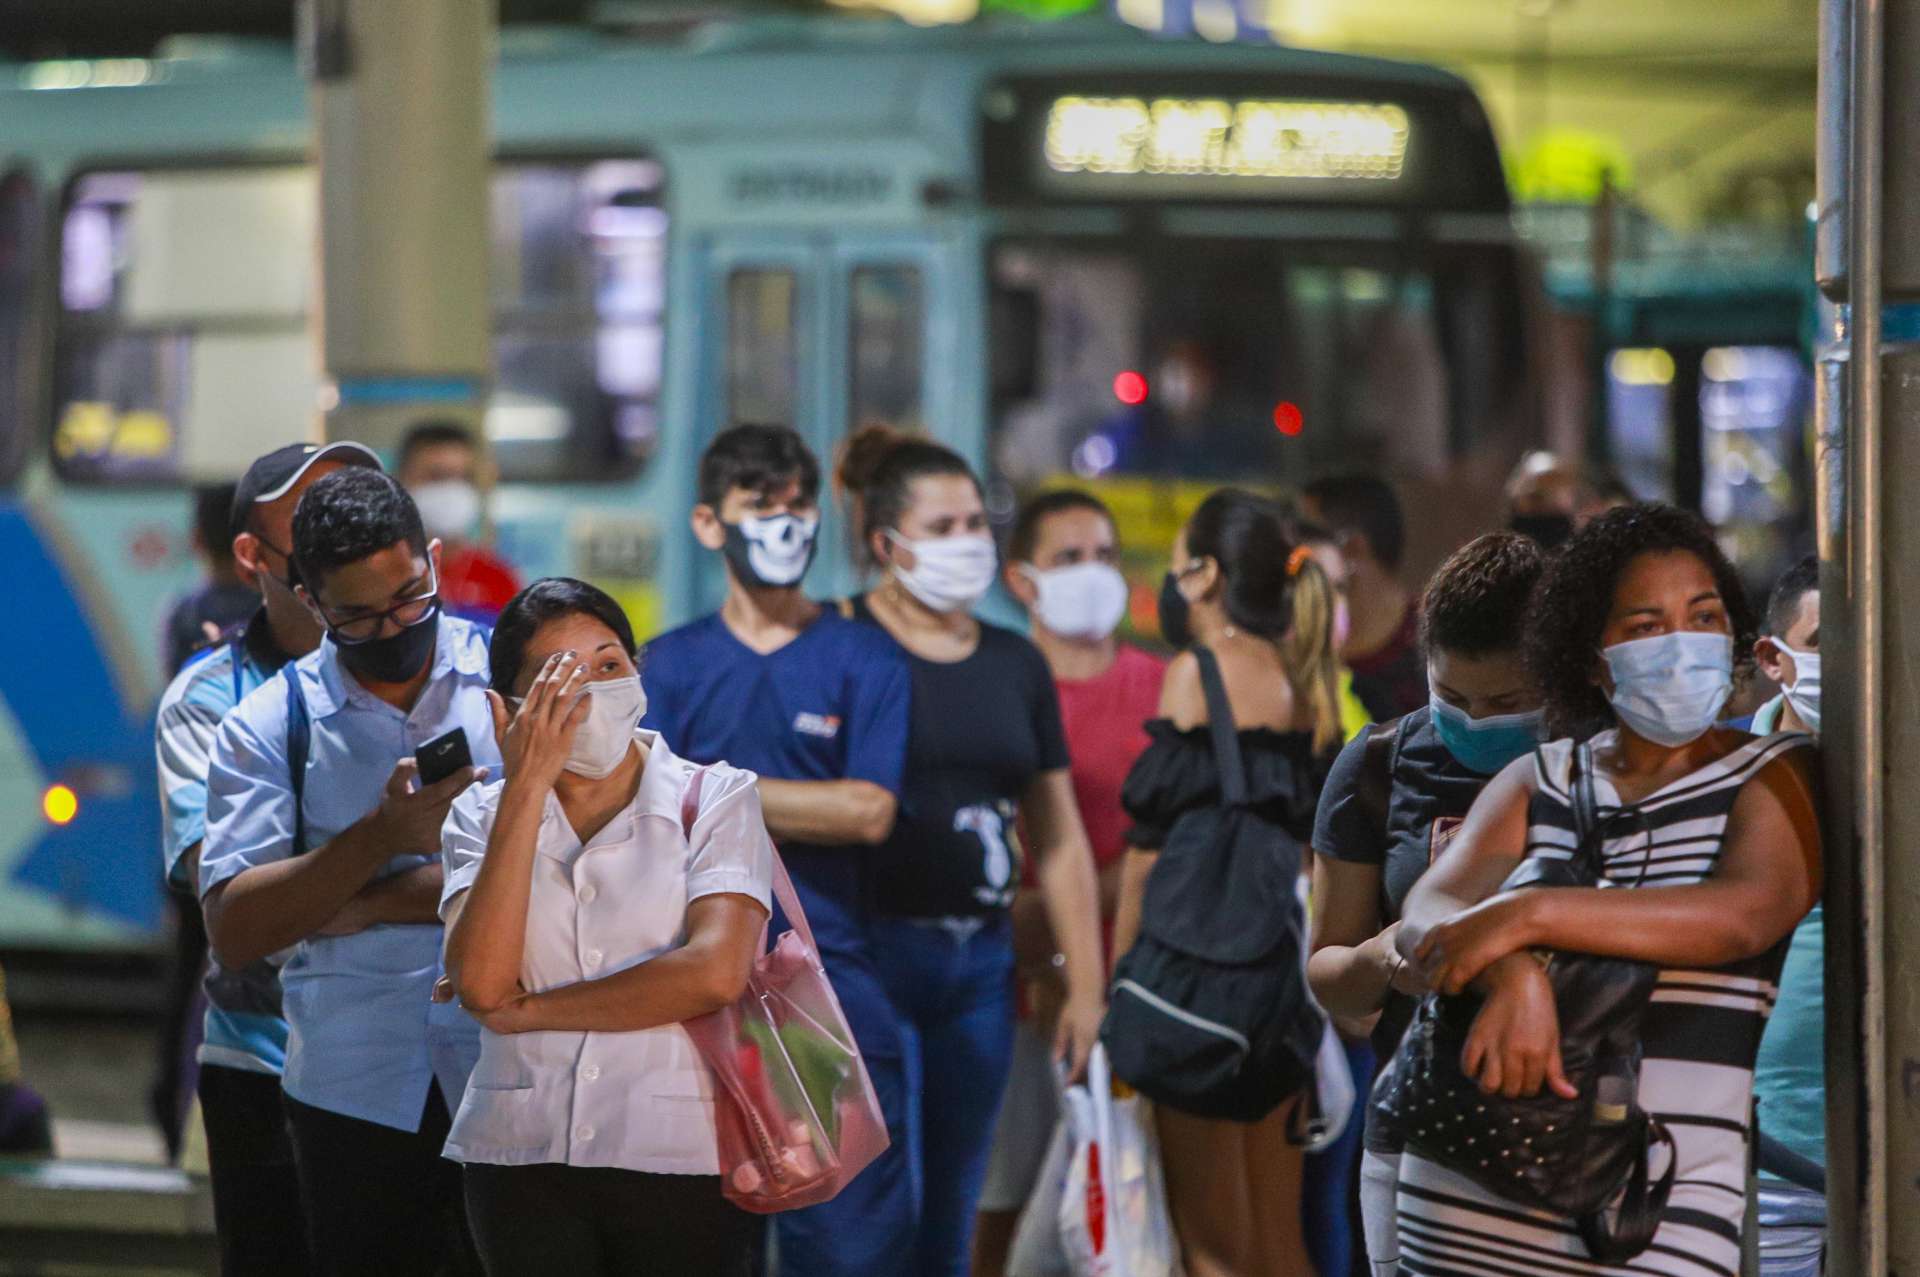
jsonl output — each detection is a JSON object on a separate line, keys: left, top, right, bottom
{"left": 336, "top": 602, "right": 441, "bottom": 684}
{"left": 1510, "top": 512, "right": 1575, "bottom": 549}
{"left": 1158, "top": 571, "right": 1194, "bottom": 649}
{"left": 721, "top": 514, "right": 819, "bottom": 591}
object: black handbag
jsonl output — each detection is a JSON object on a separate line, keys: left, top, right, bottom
{"left": 1370, "top": 742, "right": 1677, "bottom": 1263}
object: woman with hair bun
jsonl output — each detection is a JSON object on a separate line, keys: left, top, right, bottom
{"left": 1109, "top": 488, "right": 1335, "bottom": 1277}
{"left": 833, "top": 426, "right": 1106, "bottom": 1277}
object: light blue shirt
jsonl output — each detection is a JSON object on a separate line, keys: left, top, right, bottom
{"left": 156, "top": 620, "right": 290, "bottom": 1075}
{"left": 200, "top": 612, "right": 498, "bottom": 1132}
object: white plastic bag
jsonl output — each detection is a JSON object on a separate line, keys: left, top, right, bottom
{"left": 1006, "top": 1117, "right": 1072, "bottom": 1276}
{"left": 1060, "top": 1044, "right": 1178, "bottom": 1277}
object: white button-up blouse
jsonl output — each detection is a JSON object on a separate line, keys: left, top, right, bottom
{"left": 438, "top": 729, "right": 773, "bottom": 1174}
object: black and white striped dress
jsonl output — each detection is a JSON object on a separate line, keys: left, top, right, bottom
{"left": 1396, "top": 730, "right": 1813, "bottom": 1277}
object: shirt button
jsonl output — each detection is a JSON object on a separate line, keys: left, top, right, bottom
{"left": 585, "top": 949, "right": 604, "bottom": 967}
{"left": 579, "top": 884, "right": 597, "bottom": 905}
{"left": 581, "top": 1065, "right": 601, "bottom": 1082}
{"left": 576, "top": 1125, "right": 594, "bottom": 1141}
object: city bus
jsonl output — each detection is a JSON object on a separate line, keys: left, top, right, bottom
{"left": 0, "top": 14, "right": 1529, "bottom": 948}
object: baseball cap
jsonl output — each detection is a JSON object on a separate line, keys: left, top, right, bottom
{"left": 229, "top": 441, "right": 382, "bottom": 539}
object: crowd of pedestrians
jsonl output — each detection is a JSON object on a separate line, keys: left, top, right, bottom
{"left": 143, "top": 420, "right": 1830, "bottom": 1277}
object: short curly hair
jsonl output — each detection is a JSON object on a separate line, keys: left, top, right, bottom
{"left": 1420, "top": 532, "right": 1547, "bottom": 658}
{"left": 1525, "top": 503, "right": 1757, "bottom": 739}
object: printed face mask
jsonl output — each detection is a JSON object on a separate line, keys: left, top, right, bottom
{"left": 1429, "top": 695, "right": 1545, "bottom": 776}
{"left": 1602, "top": 631, "right": 1734, "bottom": 747}
{"left": 1023, "top": 561, "right": 1129, "bottom": 642}
{"left": 887, "top": 531, "right": 997, "bottom": 613}
{"left": 723, "top": 512, "right": 819, "bottom": 589}
{"left": 1775, "top": 642, "right": 1821, "bottom": 735}
{"left": 565, "top": 675, "right": 647, "bottom": 779}
{"left": 411, "top": 480, "right": 481, "bottom": 542}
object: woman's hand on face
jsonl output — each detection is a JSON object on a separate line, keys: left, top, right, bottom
{"left": 1460, "top": 955, "right": 1577, "bottom": 1100}
{"left": 1053, "top": 992, "right": 1105, "bottom": 1085}
{"left": 490, "top": 652, "right": 591, "bottom": 791}
{"left": 1415, "top": 891, "right": 1537, "bottom": 996}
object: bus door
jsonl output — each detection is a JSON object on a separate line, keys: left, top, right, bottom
{"left": 697, "top": 230, "right": 945, "bottom": 608}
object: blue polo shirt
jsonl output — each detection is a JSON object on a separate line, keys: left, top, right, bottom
{"left": 641, "top": 608, "right": 910, "bottom": 1060}
{"left": 200, "top": 612, "right": 498, "bottom": 1131}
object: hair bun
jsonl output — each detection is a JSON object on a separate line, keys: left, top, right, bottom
{"left": 834, "top": 422, "right": 910, "bottom": 505}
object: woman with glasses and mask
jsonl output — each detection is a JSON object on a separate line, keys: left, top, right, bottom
{"left": 1393, "top": 504, "right": 1820, "bottom": 1276}
{"left": 832, "top": 426, "right": 1106, "bottom": 1277}
{"left": 438, "top": 578, "right": 774, "bottom": 1276}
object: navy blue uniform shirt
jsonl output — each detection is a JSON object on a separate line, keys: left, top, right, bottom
{"left": 641, "top": 607, "right": 912, "bottom": 1057}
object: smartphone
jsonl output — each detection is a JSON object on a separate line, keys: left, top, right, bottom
{"left": 416, "top": 727, "right": 473, "bottom": 786}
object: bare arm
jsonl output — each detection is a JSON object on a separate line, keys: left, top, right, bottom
{"left": 1394, "top": 758, "right": 1535, "bottom": 970}
{"left": 1111, "top": 848, "right": 1155, "bottom": 973}
{"left": 473, "top": 894, "right": 767, "bottom": 1034}
{"left": 756, "top": 778, "right": 897, "bottom": 846}
{"left": 1024, "top": 768, "right": 1107, "bottom": 1077}
{"left": 205, "top": 777, "right": 465, "bottom": 970}
{"left": 1306, "top": 855, "right": 1412, "bottom": 1023}
{"left": 1414, "top": 749, "right": 1822, "bottom": 994}
{"left": 316, "top": 862, "right": 447, "bottom": 936}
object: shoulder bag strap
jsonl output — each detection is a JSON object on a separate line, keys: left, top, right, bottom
{"left": 680, "top": 764, "right": 823, "bottom": 967}
{"left": 1572, "top": 740, "right": 1600, "bottom": 867}
{"left": 1192, "top": 646, "right": 1247, "bottom": 807}
{"left": 282, "top": 665, "right": 310, "bottom": 858}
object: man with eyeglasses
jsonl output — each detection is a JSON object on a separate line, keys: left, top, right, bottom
{"left": 201, "top": 465, "right": 498, "bottom": 1276}
{"left": 155, "top": 440, "right": 378, "bottom": 1275}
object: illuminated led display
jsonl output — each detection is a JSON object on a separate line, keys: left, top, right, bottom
{"left": 1043, "top": 97, "right": 1410, "bottom": 182}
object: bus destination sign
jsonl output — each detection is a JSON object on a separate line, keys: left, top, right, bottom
{"left": 1035, "top": 96, "right": 1411, "bottom": 198}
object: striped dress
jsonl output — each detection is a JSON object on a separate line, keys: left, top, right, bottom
{"left": 1396, "top": 730, "right": 1813, "bottom": 1277}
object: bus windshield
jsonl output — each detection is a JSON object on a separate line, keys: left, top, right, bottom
{"left": 987, "top": 236, "right": 1520, "bottom": 493}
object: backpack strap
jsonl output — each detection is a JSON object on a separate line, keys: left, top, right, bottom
{"left": 1355, "top": 718, "right": 1399, "bottom": 847}
{"left": 1192, "top": 646, "right": 1247, "bottom": 807}
{"left": 282, "top": 666, "right": 310, "bottom": 858}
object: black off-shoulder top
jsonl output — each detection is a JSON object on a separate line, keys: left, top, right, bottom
{"left": 1121, "top": 718, "right": 1324, "bottom": 850}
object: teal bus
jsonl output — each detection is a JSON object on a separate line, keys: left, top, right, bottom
{"left": 0, "top": 15, "right": 1530, "bottom": 949}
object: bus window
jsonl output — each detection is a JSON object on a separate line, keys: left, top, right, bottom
{"left": 728, "top": 269, "right": 799, "bottom": 427}
{"left": 0, "top": 170, "right": 38, "bottom": 484}
{"left": 52, "top": 159, "right": 666, "bottom": 484}
{"left": 987, "top": 240, "right": 1455, "bottom": 492}
{"left": 849, "top": 265, "right": 924, "bottom": 433}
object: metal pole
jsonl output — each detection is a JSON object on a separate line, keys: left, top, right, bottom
{"left": 305, "top": 0, "right": 494, "bottom": 449}
{"left": 1845, "top": 0, "right": 1887, "bottom": 1269}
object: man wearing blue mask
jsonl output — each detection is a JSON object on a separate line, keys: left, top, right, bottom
{"left": 639, "top": 423, "right": 915, "bottom": 1276}
{"left": 1306, "top": 531, "right": 1548, "bottom": 1277}
{"left": 1749, "top": 555, "right": 1827, "bottom": 1275}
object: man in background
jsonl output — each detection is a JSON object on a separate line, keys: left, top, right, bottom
{"left": 1301, "top": 474, "right": 1425, "bottom": 722}
{"left": 395, "top": 421, "right": 520, "bottom": 626}
{"left": 162, "top": 482, "right": 258, "bottom": 675}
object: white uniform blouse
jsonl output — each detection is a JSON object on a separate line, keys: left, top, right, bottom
{"left": 438, "top": 729, "right": 773, "bottom": 1175}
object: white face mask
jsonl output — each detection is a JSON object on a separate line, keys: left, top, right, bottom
{"left": 411, "top": 480, "right": 481, "bottom": 542}
{"left": 565, "top": 675, "right": 646, "bottom": 779}
{"left": 1775, "top": 641, "right": 1821, "bottom": 735}
{"left": 887, "top": 530, "right": 998, "bottom": 613}
{"left": 1021, "top": 561, "right": 1129, "bottom": 642}
{"left": 1602, "top": 631, "right": 1734, "bottom": 747}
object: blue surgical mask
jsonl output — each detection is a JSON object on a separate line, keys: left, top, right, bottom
{"left": 1429, "top": 695, "right": 1545, "bottom": 775}
{"left": 1602, "top": 631, "right": 1734, "bottom": 747}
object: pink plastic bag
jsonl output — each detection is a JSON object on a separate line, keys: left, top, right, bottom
{"left": 680, "top": 769, "right": 890, "bottom": 1213}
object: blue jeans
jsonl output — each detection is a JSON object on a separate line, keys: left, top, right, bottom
{"left": 1303, "top": 1037, "right": 1374, "bottom": 1277}
{"left": 874, "top": 914, "right": 1018, "bottom": 1277}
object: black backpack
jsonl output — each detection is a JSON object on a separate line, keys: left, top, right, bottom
{"left": 1101, "top": 646, "right": 1331, "bottom": 1126}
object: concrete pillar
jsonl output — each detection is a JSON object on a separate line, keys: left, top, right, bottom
{"left": 304, "top": 0, "right": 494, "bottom": 450}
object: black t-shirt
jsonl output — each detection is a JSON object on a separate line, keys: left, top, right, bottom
{"left": 852, "top": 597, "right": 1070, "bottom": 918}
{"left": 1312, "top": 704, "right": 1489, "bottom": 1061}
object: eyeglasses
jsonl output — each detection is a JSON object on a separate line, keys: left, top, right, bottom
{"left": 313, "top": 560, "right": 439, "bottom": 644}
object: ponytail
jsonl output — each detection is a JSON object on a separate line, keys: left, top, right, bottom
{"left": 1279, "top": 551, "right": 1343, "bottom": 756}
